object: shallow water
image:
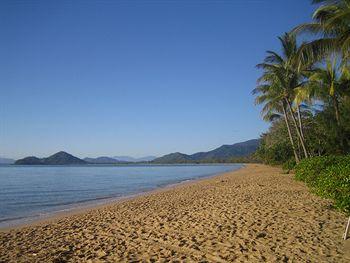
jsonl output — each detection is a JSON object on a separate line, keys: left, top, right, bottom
{"left": 0, "top": 164, "right": 242, "bottom": 227}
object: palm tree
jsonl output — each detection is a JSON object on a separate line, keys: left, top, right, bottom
{"left": 305, "top": 57, "right": 350, "bottom": 151}
{"left": 293, "top": 0, "right": 350, "bottom": 63}
{"left": 253, "top": 74, "right": 301, "bottom": 163}
{"left": 256, "top": 33, "right": 310, "bottom": 159}
{"left": 296, "top": 57, "right": 349, "bottom": 122}
{"left": 309, "top": 58, "right": 344, "bottom": 124}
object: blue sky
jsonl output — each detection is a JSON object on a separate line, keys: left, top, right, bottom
{"left": 1, "top": 0, "right": 315, "bottom": 159}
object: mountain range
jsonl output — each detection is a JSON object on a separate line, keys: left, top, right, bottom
{"left": 12, "top": 139, "right": 260, "bottom": 165}
{"left": 14, "top": 153, "right": 156, "bottom": 165}
{"left": 152, "top": 139, "right": 260, "bottom": 163}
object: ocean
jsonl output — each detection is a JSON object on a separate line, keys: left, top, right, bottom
{"left": 0, "top": 164, "right": 242, "bottom": 228}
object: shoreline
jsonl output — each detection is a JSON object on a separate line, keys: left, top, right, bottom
{"left": 1, "top": 164, "right": 349, "bottom": 262}
{"left": 0, "top": 164, "right": 244, "bottom": 232}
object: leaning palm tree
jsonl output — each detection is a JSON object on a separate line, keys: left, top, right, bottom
{"left": 253, "top": 74, "right": 301, "bottom": 163}
{"left": 293, "top": 0, "right": 350, "bottom": 63}
{"left": 256, "top": 33, "right": 311, "bottom": 159}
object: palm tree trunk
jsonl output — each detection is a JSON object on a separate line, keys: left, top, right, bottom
{"left": 333, "top": 96, "right": 346, "bottom": 152}
{"left": 333, "top": 97, "right": 341, "bottom": 126}
{"left": 282, "top": 104, "right": 300, "bottom": 163}
{"left": 297, "top": 105, "right": 305, "bottom": 140}
{"left": 285, "top": 98, "right": 309, "bottom": 158}
{"left": 297, "top": 105, "right": 312, "bottom": 156}
{"left": 297, "top": 137, "right": 302, "bottom": 158}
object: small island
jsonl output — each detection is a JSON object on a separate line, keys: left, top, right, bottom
{"left": 15, "top": 151, "right": 87, "bottom": 165}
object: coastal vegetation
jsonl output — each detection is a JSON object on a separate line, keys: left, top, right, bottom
{"left": 295, "top": 156, "right": 350, "bottom": 214}
{"left": 253, "top": 0, "right": 350, "bottom": 213}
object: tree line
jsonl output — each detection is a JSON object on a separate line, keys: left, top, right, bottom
{"left": 253, "top": 0, "right": 350, "bottom": 166}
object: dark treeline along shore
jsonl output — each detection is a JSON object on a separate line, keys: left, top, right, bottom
{"left": 13, "top": 139, "right": 260, "bottom": 165}
{"left": 252, "top": 0, "right": 350, "bottom": 216}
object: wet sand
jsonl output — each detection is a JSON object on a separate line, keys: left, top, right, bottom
{"left": 0, "top": 164, "right": 349, "bottom": 262}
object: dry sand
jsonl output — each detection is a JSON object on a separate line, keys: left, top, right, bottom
{"left": 0, "top": 164, "right": 349, "bottom": 262}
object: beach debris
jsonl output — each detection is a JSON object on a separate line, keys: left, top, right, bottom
{"left": 256, "top": 232, "right": 267, "bottom": 238}
{"left": 96, "top": 250, "right": 107, "bottom": 258}
{"left": 344, "top": 217, "right": 350, "bottom": 240}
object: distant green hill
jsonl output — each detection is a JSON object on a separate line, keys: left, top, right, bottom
{"left": 15, "top": 156, "right": 43, "bottom": 165}
{"left": 15, "top": 151, "right": 87, "bottom": 165}
{"left": 152, "top": 152, "right": 194, "bottom": 164}
{"left": 153, "top": 139, "right": 260, "bottom": 163}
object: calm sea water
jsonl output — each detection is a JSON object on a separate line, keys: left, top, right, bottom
{"left": 0, "top": 164, "right": 242, "bottom": 228}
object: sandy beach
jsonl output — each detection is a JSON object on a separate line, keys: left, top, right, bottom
{"left": 0, "top": 164, "right": 349, "bottom": 262}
